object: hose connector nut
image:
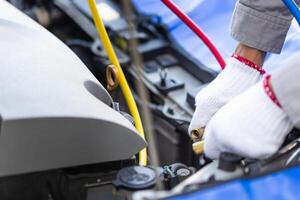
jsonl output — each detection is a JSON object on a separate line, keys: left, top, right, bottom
{"left": 191, "top": 127, "right": 205, "bottom": 141}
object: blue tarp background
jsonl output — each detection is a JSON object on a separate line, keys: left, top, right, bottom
{"left": 167, "top": 165, "right": 300, "bottom": 200}
{"left": 133, "top": 0, "right": 300, "bottom": 72}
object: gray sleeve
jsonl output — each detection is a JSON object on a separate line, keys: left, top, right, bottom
{"left": 230, "top": 0, "right": 294, "bottom": 53}
{"left": 272, "top": 53, "right": 300, "bottom": 128}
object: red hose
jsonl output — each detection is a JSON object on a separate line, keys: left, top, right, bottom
{"left": 161, "top": 0, "right": 226, "bottom": 69}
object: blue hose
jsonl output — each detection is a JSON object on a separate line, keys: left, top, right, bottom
{"left": 282, "top": 0, "right": 300, "bottom": 26}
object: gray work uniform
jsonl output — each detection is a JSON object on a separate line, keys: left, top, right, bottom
{"left": 231, "top": 0, "right": 300, "bottom": 128}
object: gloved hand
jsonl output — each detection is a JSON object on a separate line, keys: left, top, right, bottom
{"left": 188, "top": 55, "right": 265, "bottom": 136}
{"left": 204, "top": 76, "right": 293, "bottom": 159}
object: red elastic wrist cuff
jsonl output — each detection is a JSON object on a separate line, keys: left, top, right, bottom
{"left": 263, "top": 75, "right": 282, "bottom": 108}
{"left": 231, "top": 53, "right": 266, "bottom": 75}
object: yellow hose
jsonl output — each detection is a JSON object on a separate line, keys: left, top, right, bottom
{"left": 87, "top": 0, "right": 147, "bottom": 166}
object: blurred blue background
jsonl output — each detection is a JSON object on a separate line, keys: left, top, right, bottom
{"left": 133, "top": 0, "right": 300, "bottom": 72}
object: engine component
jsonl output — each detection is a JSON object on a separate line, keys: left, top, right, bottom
{"left": 162, "top": 163, "right": 194, "bottom": 189}
{"left": 156, "top": 54, "right": 178, "bottom": 68}
{"left": 155, "top": 68, "right": 185, "bottom": 94}
{"left": 186, "top": 85, "right": 207, "bottom": 108}
{"left": 114, "top": 166, "right": 157, "bottom": 190}
{"left": 191, "top": 127, "right": 204, "bottom": 141}
{"left": 0, "top": 1, "right": 146, "bottom": 177}
{"left": 106, "top": 64, "right": 119, "bottom": 91}
{"left": 192, "top": 141, "right": 204, "bottom": 155}
{"left": 132, "top": 159, "right": 244, "bottom": 200}
{"left": 175, "top": 158, "right": 243, "bottom": 188}
{"left": 190, "top": 127, "right": 205, "bottom": 155}
{"left": 144, "top": 60, "right": 160, "bottom": 73}
{"left": 218, "top": 153, "right": 243, "bottom": 172}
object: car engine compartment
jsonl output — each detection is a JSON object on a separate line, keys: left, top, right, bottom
{"left": 2, "top": 0, "right": 300, "bottom": 199}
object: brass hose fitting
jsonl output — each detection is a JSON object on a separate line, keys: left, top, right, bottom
{"left": 192, "top": 140, "right": 204, "bottom": 155}
{"left": 191, "top": 127, "right": 205, "bottom": 155}
{"left": 191, "top": 127, "right": 205, "bottom": 141}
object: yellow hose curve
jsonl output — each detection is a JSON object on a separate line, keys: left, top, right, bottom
{"left": 87, "top": 0, "right": 147, "bottom": 166}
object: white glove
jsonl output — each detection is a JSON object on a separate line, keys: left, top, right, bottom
{"left": 204, "top": 80, "right": 293, "bottom": 159}
{"left": 189, "top": 57, "right": 264, "bottom": 135}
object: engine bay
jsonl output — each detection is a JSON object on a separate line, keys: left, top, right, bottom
{"left": 2, "top": 0, "right": 300, "bottom": 199}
